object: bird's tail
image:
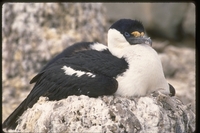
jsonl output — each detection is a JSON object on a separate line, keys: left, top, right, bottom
{"left": 2, "top": 100, "right": 26, "bottom": 130}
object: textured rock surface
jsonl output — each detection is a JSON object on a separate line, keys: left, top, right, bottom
{"left": 2, "top": 3, "right": 107, "bottom": 122}
{"left": 6, "top": 95, "right": 194, "bottom": 133}
{"left": 156, "top": 42, "right": 195, "bottom": 112}
{"left": 2, "top": 3, "right": 196, "bottom": 132}
{"left": 3, "top": 3, "right": 107, "bottom": 81}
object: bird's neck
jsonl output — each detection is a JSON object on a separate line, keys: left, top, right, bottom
{"left": 108, "top": 41, "right": 152, "bottom": 59}
{"left": 107, "top": 41, "right": 131, "bottom": 58}
{"left": 108, "top": 46, "right": 127, "bottom": 58}
{"left": 107, "top": 29, "right": 131, "bottom": 58}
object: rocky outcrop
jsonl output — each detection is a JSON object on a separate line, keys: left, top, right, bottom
{"left": 2, "top": 3, "right": 195, "bottom": 132}
{"left": 182, "top": 3, "right": 195, "bottom": 38}
{"left": 153, "top": 41, "right": 195, "bottom": 112}
{"left": 3, "top": 3, "right": 107, "bottom": 81}
{"left": 104, "top": 3, "right": 195, "bottom": 41}
{"left": 2, "top": 3, "right": 107, "bottom": 122}
{"left": 10, "top": 94, "right": 194, "bottom": 133}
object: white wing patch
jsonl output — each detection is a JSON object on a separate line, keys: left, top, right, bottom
{"left": 61, "top": 66, "right": 96, "bottom": 78}
{"left": 90, "top": 42, "right": 108, "bottom": 51}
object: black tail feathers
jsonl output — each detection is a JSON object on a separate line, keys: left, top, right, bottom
{"left": 3, "top": 100, "right": 26, "bottom": 130}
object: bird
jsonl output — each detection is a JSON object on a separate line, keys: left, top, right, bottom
{"left": 3, "top": 19, "right": 175, "bottom": 130}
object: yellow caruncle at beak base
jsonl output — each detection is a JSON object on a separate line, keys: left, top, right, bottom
{"left": 131, "top": 31, "right": 144, "bottom": 37}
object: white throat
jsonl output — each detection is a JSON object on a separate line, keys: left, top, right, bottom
{"left": 107, "top": 29, "right": 170, "bottom": 97}
{"left": 107, "top": 29, "right": 130, "bottom": 58}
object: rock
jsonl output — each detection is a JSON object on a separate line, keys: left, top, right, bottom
{"left": 104, "top": 3, "right": 195, "bottom": 41}
{"left": 159, "top": 53, "right": 178, "bottom": 77}
{"left": 182, "top": 3, "right": 195, "bottom": 38}
{"left": 9, "top": 95, "right": 195, "bottom": 133}
{"left": 150, "top": 3, "right": 188, "bottom": 40}
{"left": 2, "top": 3, "right": 107, "bottom": 81}
{"left": 142, "top": 39, "right": 195, "bottom": 114}
{"left": 2, "top": 3, "right": 195, "bottom": 131}
{"left": 150, "top": 40, "right": 195, "bottom": 112}
{"left": 162, "top": 45, "right": 195, "bottom": 111}
{"left": 2, "top": 3, "right": 107, "bottom": 122}
{"left": 103, "top": 3, "right": 152, "bottom": 27}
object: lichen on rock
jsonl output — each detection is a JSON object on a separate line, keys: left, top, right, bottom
{"left": 14, "top": 94, "right": 195, "bottom": 133}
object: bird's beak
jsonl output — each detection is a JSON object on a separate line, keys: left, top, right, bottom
{"left": 127, "top": 36, "right": 152, "bottom": 46}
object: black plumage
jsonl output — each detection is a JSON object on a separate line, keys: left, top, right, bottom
{"left": 3, "top": 19, "right": 175, "bottom": 130}
{"left": 3, "top": 42, "right": 128, "bottom": 129}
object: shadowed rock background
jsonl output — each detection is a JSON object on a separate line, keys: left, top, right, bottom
{"left": 2, "top": 3, "right": 195, "bottom": 132}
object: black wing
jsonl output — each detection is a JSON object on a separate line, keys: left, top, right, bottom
{"left": 3, "top": 43, "right": 128, "bottom": 130}
{"left": 27, "top": 49, "right": 128, "bottom": 102}
{"left": 30, "top": 42, "right": 95, "bottom": 84}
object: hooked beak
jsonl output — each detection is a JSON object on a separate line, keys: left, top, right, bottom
{"left": 127, "top": 36, "right": 152, "bottom": 46}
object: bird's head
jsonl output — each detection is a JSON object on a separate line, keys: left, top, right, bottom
{"left": 107, "top": 19, "right": 152, "bottom": 52}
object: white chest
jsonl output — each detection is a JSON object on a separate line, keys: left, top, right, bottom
{"left": 114, "top": 44, "right": 169, "bottom": 97}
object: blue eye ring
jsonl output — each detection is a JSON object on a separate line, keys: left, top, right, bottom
{"left": 124, "top": 32, "right": 130, "bottom": 37}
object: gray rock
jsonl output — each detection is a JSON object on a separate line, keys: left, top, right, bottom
{"left": 163, "top": 45, "right": 195, "bottom": 112}
{"left": 159, "top": 53, "right": 178, "bottom": 77}
{"left": 10, "top": 94, "right": 195, "bottom": 133}
{"left": 150, "top": 3, "right": 188, "bottom": 40}
{"left": 104, "top": 3, "right": 194, "bottom": 41}
{"left": 152, "top": 41, "right": 195, "bottom": 112}
{"left": 2, "top": 2, "right": 107, "bottom": 123}
{"left": 2, "top": 3, "right": 196, "bottom": 132}
{"left": 2, "top": 3, "right": 107, "bottom": 80}
{"left": 151, "top": 40, "right": 195, "bottom": 112}
{"left": 183, "top": 3, "right": 195, "bottom": 38}
{"left": 103, "top": 3, "right": 151, "bottom": 27}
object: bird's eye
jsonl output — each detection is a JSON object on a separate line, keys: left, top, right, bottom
{"left": 124, "top": 32, "right": 130, "bottom": 37}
